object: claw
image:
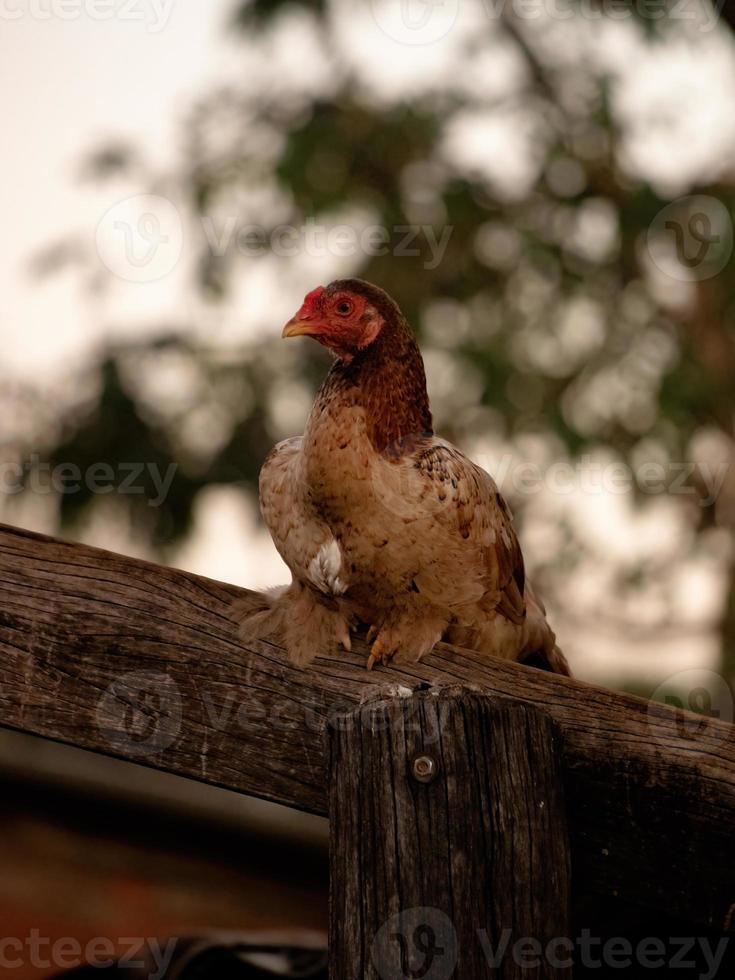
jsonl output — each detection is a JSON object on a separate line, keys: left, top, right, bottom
{"left": 334, "top": 617, "right": 352, "bottom": 652}
{"left": 367, "top": 636, "right": 382, "bottom": 670}
{"left": 366, "top": 623, "right": 379, "bottom": 644}
{"left": 368, "top": 635, "right": 394, "bottom": 671}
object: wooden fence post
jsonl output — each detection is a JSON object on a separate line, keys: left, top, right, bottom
{"left": 328, "top": 687, "right": 572, "bottom": 979}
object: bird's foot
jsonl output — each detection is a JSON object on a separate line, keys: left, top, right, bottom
{"left": 365, "top": 616, "right": 445, "bottom": 671}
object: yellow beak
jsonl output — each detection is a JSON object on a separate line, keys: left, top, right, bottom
{"left": 282, "top": 318, "right": 319, "bottom": 339}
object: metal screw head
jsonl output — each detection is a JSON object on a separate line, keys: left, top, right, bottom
{"left": 411, "top": 754, "right": 438, "bottom": 784}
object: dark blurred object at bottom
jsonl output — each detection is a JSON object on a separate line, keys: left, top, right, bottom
{"left": 51, "top": 933, "right": 327, "bottom": 980}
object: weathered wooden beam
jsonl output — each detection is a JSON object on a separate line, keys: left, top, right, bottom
{"left": 0, "top": 523, "right": 734, "bottom": 929}
{"left": 328, "top": 691, "right": 572, "bottom": 979}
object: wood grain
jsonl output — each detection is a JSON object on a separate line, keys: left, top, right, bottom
{"left": 0, "top": 523, "right": 734, "bottom": 928}
{"left": 328, "top": 691, "right": 571, "bottom": 979}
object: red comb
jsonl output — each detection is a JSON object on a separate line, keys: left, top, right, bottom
{"left": 296, "top": 285, "right": 325, "bottom": 319}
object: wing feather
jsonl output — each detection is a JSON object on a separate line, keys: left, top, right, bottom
{"left": 259, "top": 437, "right": 344, "bottom": 592}
{"left": 406, "top": 439, "right": 526, "bottom": 623}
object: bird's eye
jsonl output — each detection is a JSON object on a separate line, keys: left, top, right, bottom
{"left": 336, "top": 300, "right": 352, "bottom": 315}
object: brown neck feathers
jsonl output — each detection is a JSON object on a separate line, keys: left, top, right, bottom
{"left": 326, "top": 313, "right": 433, "bottom": 454}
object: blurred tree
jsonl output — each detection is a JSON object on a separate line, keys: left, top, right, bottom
{"left": 15, "top": 0, "right": 735, "bottom": 684}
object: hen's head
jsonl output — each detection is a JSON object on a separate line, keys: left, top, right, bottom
{"left": 282, "top": 279, "right": 398, "bottom": 362}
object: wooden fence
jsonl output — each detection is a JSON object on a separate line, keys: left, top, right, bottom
{"left": 0, "top": 522, "right": 733, "bottom": 977}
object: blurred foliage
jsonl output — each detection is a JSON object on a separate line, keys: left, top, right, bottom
{"left": 233, "top": 0, "right": 326, "bottom": 27}
{"left": 10, "top": 0, "right": 735, "bottom": 674}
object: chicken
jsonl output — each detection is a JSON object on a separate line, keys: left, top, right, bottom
{"left": 233, "top": 278, "right": 570, "bottom": 675}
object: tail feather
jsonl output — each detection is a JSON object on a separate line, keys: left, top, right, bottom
{"left": 520, "top": 643, "right": 572, "bottom": 676}
{"left": 547, "top": 643, "right": 572, "bottom": 676}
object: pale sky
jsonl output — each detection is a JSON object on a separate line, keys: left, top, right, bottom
{"left": 0, "top": 0, "right": 240, "bottom": 375}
